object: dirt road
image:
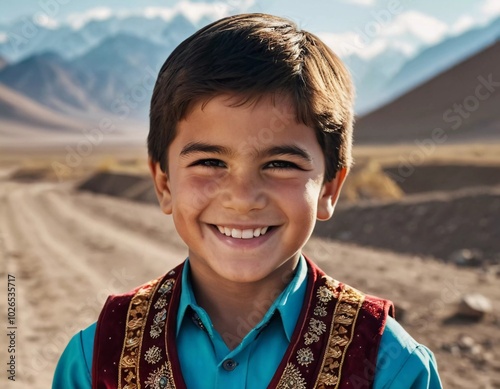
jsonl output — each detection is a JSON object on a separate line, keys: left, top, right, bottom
{"left": 1, "top": 180, "right": 499, "bottom": 388}
{"left": 0, "top": 180, "right": 186, "bottom": 388}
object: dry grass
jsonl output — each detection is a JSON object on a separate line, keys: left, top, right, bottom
{"left": 353, "top": 143, "right": 500, "bottom": 166}
{"left": 341, "top": 159, "right": 404, "bottom": 202}
{"left": 0, "top": 148, "right": 149, "bottom": 182}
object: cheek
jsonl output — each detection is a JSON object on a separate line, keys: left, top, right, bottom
{"left": 274, "top": 179, "right": 321, "bottom": 220}
{"left": 173, "top": 175, "right": 220, "bottom": 211}
{"left": 305, "top": 178, "right": 323, "bottom": 207}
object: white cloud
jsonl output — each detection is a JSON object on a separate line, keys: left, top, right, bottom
{"left": 142, "top": 7, "right": 176, "bottom": 21}
{"left": 65, "top": 1, "right": 256, "bottom": 29}
{"left": 318, "top": 32, "right": 390, "bottom": 59}
{"left": 175, "top": 1, "right": 230, "bottom": 24}
{"left": 382, "top": 11, "right": 448, "bottom": 45}
{"left": 132, "top": 2, "right": 233, "bottom": 25}
{"left": 481, "top": 0, "right": 500, "bottom": 17}
{"left": 450, "top": 15, "right": 475, "bottom": 36}
{"left": 318, "top": 10, "right": 448, "bottom": 60}
{"left": 0, "top": 32, "right": 7, "bottom": 44}
{"left": 319, "top": 32, "right": 414, "bottom": 60}
{"left": 318, "top": 32, "right": 361, "bottom": 57}
{"left": 341, "top": 0, "right": 376, "bottom": 6}
{"left": 67, "top": 7, "right": 113, "bottom": 29}
{"left": 34, "top": 13, "right": 60, "bottom": 29}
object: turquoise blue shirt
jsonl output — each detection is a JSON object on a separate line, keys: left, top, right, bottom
{"left": 53, "top": 257, "right": 443, "bottom": 388}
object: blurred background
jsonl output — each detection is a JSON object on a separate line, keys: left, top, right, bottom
{"left": 0, "top": 0, "right": 499, "bottom": 388}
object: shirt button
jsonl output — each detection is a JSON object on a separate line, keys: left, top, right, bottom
{"left": 222, "top": 359, "right": 238, "bottom": 371}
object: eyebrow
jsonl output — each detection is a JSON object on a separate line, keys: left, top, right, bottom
{"left": 263, "top": 145, "right": 313, "bottom": 162}
{"left": 179, "top": 142, "right": 234, "bottom": 157}
{"left": 179, "top": 141, "right": 312, "bottom": 162}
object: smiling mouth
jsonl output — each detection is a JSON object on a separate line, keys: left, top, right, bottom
{"left": 212, "top": 225, "right": 273, "bottom": 239}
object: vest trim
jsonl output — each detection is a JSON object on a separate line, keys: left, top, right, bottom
{"left": 93, "top": 258, "right": 393, "bottom": 389}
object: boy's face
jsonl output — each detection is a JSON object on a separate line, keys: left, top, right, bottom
{"left": 150, "top": 94, "right": 346, "bottom": 285}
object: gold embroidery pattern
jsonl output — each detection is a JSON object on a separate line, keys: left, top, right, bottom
{"left": 144, "top": 362, "right": 175, "bottom": 389}
{"left": 277, "top": 363, "right": 307, "bottom": 389}
{"left": 138, "top": 276, "right": 177, "bottom": 388}
{"left": 302, "top": 278, "right": 338, "bottom": 348}
{"left": 157, "top": 279, "right": 175, "bottom": 295}
{"left": 118, "top": 279, "right": 162, "bottom": 389}
{"left": 150, "top": 309, "right": 167, "bottom": 339}
{"left": 313, "top": 305, "right": 327, "bottom": 317}
{"left": 296, "top": 347, "right": 314, "bottom": 367}
{"left": 148, "top": 279, "right": 175, "bottom": 343}
{"left": 304, "top": 332, "right": 319, "bottom": 345}
{"left": 317, "top": 285, "right": 335, "bottom": 302}
{"left": 154, "top": 296, "right": 168, "bottom": 310}
{"left": 309, "top": 318, "right": 327, "bottom": 335}
{"left": 275, "top": 275, "right": 364, "bottom": 389}
{"left": 315, "top": 279, "right": 365, "bottom": 389}
{"left": 144, "top": 346, "right": 162, "bottom": 365}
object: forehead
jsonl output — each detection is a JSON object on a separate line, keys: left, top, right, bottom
{"left": 182, "top": 92, "right": 298, "bottom": 129}
{"left": 188, "top": 91, "right": 295, "bottom": 114}
{"left": 171, "top": 93, "right": 324, "bottom": 161}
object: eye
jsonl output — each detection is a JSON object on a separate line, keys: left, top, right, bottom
{"left": 191, "top": 159, "right": 226, "bottom": 168}
{"left": 265, "top": 160, "right": 300, "bottom": 170}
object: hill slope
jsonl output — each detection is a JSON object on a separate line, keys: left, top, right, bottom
{"left": 0, "top": 83, "right": 83, "bottom": 133}
{"left": 355, "top": 41, "right": 500, "bottom": 144}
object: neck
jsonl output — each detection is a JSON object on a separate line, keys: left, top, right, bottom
{"left": 189, "top": 257, "right": 299, "bottom": 350}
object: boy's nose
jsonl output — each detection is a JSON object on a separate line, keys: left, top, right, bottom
{"left": 220, "top": 173, "right": 267, "bottom": 213}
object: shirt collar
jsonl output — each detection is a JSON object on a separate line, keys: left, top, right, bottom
{"left": 276, "top": 255, "right": 308, "bottom": 340}
{"left": 176, "top": 256, "right": 308, "bottom": 342}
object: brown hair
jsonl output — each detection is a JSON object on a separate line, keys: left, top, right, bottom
{"left": 148, "top": 13, "right": 354, "bottom": 181}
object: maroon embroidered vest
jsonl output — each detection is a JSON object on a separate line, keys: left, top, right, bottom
{"left": 92, "top": 257, "right": 394, "bottom": 389}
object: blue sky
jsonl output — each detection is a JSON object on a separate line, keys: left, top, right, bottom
{"left": 1, "top": 0, "right": 499, "bottom": 59}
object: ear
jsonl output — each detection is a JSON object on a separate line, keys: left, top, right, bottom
{"left": 316, "top": 167, "right": 348, "bottom": 221}
{"left": 148, "top": 157, "right": 173, "bottom": 215}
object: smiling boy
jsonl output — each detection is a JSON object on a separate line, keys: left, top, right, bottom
{"left": 53, "top": 13, "right": 442, "bottom": 389}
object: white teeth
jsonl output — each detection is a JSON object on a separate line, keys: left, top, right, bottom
{"left": 216, "top": 225, "right": 271, "bottom": 239}
{"left": 242, "top": 229, "right": 254, "bottom": 239}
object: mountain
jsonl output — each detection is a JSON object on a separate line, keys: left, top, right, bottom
{"left": 366, "top": 16, "right": 500, "bottom": 114}
{"left": 114, "top": 16, "right": 170, "bottom": 44}
{"left": 161, "top": 14, "right": 197, "bottom": 47}
{"left": 75, "top": 33, "right": 168, "bottom": 77}
{"left": 0, "top": 56, "right": 7, "bottom": 70}
{"left": 0, "top": 52, "right": 100, "bottom": 115}
{"left": 355, "top": 41, "right": 500, "bottom": 144}
{"left": 0, "top": 33, "right": 171, "bottom": 119}
{"left": 0, "top": 19, "right": 51, "bottom": 61}
{"left": 36, "top": 26, "right": 91, "bottom": 59}
{"left": 0, "top": 14, "right": 197, "bottom": 122}
{"left": 0, "top": 83, "right": 83, "bottom": 132}
{"left": 77, "top": 16, "right": 169, "bottom": 48}
{"left": 0, "top": 14, "right": 198, "bottom": 62}
{"left": 2, "top": 12, "right": 498, "bottom": 127}
{"left": 345, "top": 48, "right": 409, "bottom": 114}
{"left": 0, "top": 22, "right": 96, "bottom": 61}
{"left": 72, "top": 34, "right": 169, "bottom": 117}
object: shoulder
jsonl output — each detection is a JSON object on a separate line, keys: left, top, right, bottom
{"left": 374, "top": 317, "right": 443, "bottom": 389}
{"left": 52, "top": 323, "right": 96, "bottom": 389}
